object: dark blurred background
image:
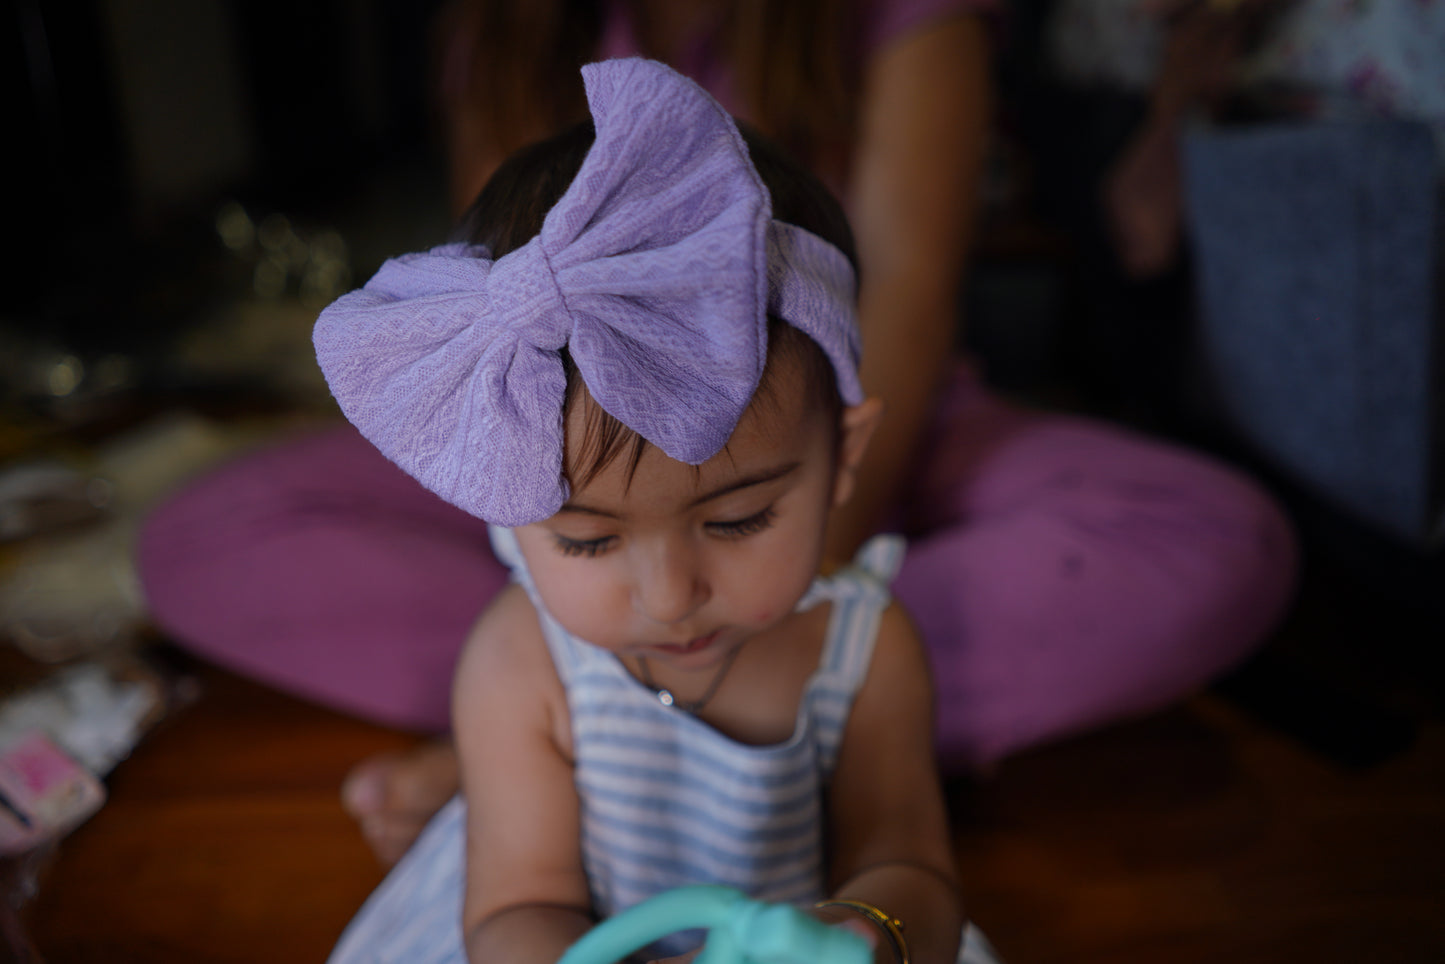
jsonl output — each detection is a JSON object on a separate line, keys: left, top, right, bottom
{"left": 3, "top": 2, "right": 1443, "bottom": 960}
{"left": 6, "top": 0, "right": 445, "bottom": 361}
{"left": 7, "top": 0, "right": 1443, "bottom": 716}
{"left": 8, "top": 0, "right": 1444, "bottom": 725}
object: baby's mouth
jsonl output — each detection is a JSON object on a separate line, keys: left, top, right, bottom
{"left": 652, "top": 629, "right": 721, "bottom": 655}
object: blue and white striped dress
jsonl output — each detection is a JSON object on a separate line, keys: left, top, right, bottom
{"left": 328, "top": 530, "right": 1000, "bottom": 964}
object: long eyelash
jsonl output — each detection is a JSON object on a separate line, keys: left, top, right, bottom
{"left": 554, "top": 535, "right": 614, "bottom": 558}
{"left": 709, "top": 506, "right": 777, "bottom": 538}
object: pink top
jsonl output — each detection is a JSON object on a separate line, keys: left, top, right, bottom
{"left": 594, "top": 0, "right": 990, "bottom": 198}
{"left": 438, "top": 0, "right": 992, "bottom": 201}
{"left": 597, "top": 0, "right": 990, "bottom": 124}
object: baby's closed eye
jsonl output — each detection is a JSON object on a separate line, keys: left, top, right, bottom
{"left": 552, "top": 533, "right": 617, "bottom": 557}
{"left": 705, "top": 506, "right": 776, "bottom": 539}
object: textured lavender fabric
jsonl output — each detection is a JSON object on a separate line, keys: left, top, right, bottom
{"left": 313, "top": 58, "right": 859, "bottom": 526}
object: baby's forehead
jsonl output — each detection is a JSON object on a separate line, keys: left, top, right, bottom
{"left": 562, "top": 359, "right": 827, "bottom": 498}
{"left": 566, "top": 341, "right": 821, "bottom": 445}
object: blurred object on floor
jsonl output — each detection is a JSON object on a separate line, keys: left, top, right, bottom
{"left": 0, "top": 520, "right": 141, "bottom": 666}
{"left": 0, "top": 464, "right": 113, "bottom": 545}
{"left": 0, "top": 413, "right": 280, "bottom": 663}
{"left": 0, "top": 645, "right": 201, "bottom": 961}
{"left": 21, "top": 654, "right": 411, "bottom": 964}
{"left": 0, "top": 660, "right": 174, "bottom": 779}
{"left": 0, "top": 733, "right": 107, "bottom": 859}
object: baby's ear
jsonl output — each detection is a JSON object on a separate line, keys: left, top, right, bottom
{"left": 832, "top": 397, "right": 883, "bottom": 507}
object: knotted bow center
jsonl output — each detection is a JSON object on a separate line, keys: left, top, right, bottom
{"left": 486, "top": 237, "right": 572, "bottom": 350}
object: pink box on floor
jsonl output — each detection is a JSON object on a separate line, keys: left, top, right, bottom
{"left": 0, "top": 731, "right": 106, "bottom": 856}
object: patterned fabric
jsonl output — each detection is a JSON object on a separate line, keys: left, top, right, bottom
{"left": 1051, "top": 0, "right": 1445, "bottom": 146}
{"left": 314, "top": 58, "right": 859, "bottom": 528}
{"left": 1243, "top": 0, "right": 1445, "bottom": 130}
{"left": 326, "top": 532, "right": 1003, "bottom": 964}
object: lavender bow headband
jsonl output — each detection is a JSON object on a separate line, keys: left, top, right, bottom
{"left": 314, "top": 58, "right": 860, "bottom": 526}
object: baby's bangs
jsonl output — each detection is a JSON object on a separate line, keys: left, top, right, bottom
{"left": 559, "top": 351, "right": 650, "bottom": 494}
{"left": 747, "top": 320, "right": 845, "bottom": 455}
{"left": 565, "top": 392, "right": 650, "bottom": 494}
{"left": 560, "top": 320, "right": 842, "bottom": 494}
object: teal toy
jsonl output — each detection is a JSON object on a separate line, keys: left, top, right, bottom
{"left": 558, "top": 886, "right": 873, "bottom": 964}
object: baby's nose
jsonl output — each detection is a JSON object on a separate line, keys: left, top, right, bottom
{"left": 633, "top": 542, "right": 709, "bottom": 625}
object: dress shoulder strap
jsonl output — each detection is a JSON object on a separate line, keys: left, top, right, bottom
{"left": 800, "top": 534, "right": 906, "bottom": 775}
{"left": 809, "top": 534, "right": 905, "bottom": 680}
{"left": 487, "top": 525, "right": 587, "bottom": 685}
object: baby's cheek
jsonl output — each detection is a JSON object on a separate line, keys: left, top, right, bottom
{"left": 732, "top": 558, "right": 811, "bottom": 628}
{"left": 543, "top": 577, "right": 623, "bottom": 643}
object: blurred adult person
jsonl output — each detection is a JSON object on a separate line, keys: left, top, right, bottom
{"left": 138, "top": 0, "right": 1297, "bottom": 864}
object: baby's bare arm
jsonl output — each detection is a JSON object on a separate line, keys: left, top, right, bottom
{"left": 823, "top": 603, "right": 964, "bottom": 964}
{"left": 454, "top": 585, "right": 593, "bottom": 964}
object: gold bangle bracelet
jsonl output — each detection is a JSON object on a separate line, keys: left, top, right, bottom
{"left": 814, "top": 899, "right": 910, "bottom": 964}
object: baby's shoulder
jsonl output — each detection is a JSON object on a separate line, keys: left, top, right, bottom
{"left": 455, "top": 585, "right": 559, "bottom": 703}
{"left": 875, "top": 597, "right": 920, "bottom": 646}
{"left": 453, "top": 585, "right": 577, "bottom": 781}
{"left": 856, "top": 598, "right": 930, "bottom": 695}
{"left": 464, "top": 582, "right": 541, "bottom": 649}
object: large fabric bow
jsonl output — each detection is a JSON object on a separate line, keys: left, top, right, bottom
{"left": 314, "top": 58, "right": 858, "bottom": 526}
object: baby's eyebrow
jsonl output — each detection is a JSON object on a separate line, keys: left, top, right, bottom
{"left": 556, "top": 503, "right": 620, "bottom": 519}
{"left": 687, "top": 462, "right": 800, "bottom": 509}
{"left": 559, "top": 462, "right": 801, "bottom": 518}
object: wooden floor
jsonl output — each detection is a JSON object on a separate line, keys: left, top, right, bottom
{"left": 13, "top": 605, "right": 1444, "bottom": 963}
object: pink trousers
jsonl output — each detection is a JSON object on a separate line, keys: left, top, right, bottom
{"left": 137, "top": 367, "right": 1297, "bottom": 768}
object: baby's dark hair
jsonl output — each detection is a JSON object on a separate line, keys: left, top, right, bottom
{"left": 454, "top": 120, "right": 858, "bottom": 491}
